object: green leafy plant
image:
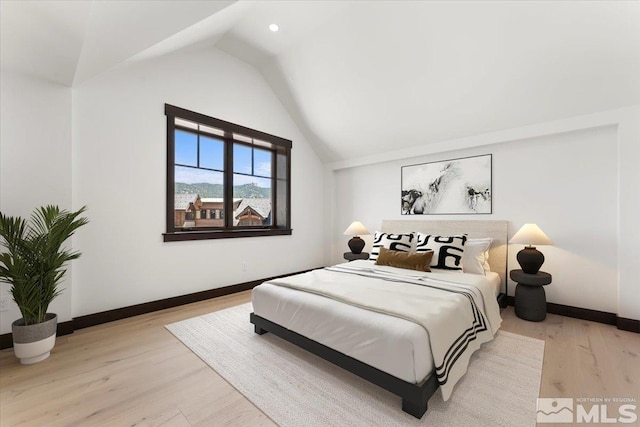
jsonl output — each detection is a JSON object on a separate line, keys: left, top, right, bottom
{"left": 0, "top": 206, "right": 88, "bottom": 325}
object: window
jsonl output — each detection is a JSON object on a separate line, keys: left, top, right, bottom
{"left": 164, "top": 104, "right": 291, "bottom": 242}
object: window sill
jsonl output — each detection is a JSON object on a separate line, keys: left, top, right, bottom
{"left": 163, "top": 228, "right": 292, "bottom": 242}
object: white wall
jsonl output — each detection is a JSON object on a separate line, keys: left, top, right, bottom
{"left": 617, "top": 106, "right": 640, "bottom": 320}
{"left": 331, "top": 125, "right": 620, "bottom": 314}
{"left": 1, "top": 51, "right": 637, "bottom": 334}
{"left": 71, "top": 46, "right": 325, "bottom": 316}
{"left": 0, "top": 70, "right": 73, "bottom": 334}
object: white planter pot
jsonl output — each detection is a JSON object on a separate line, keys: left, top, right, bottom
{"left": 11, "top": 313, "right": 58, "bottom": 364}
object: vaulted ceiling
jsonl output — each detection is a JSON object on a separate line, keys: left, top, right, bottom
{"left": 2, "top": 1, "right": 639, "bottom": 163}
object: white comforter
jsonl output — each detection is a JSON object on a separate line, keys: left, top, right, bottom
{"left": 266, "top": 260, "right": 502, "bottom": 400}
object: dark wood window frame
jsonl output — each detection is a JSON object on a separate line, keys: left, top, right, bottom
{"left": 164, "top": 104, "right": 292, "bottom": 242}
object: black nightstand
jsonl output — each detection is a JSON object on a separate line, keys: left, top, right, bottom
{"left": 344, "top": 252, "right": 369, "bottom": 262}
{"left": 510, "top": 269, "right": 552, "bottom": 322}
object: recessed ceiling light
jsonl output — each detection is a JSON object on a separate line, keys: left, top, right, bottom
{"left": 269, "top": 24, "right": 279, "bottom": 32}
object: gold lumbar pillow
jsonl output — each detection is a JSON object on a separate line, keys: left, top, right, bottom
{"left": 375, "top": 247, "right": 433, "bottom": 272}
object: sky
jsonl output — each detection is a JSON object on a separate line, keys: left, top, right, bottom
{"left": 175, "top": 130, "right": 272, "bottom": 186}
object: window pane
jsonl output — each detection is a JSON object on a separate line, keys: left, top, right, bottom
{"left": 200, "top": 136, "right": 224, "bottom": 171}
{"left": 277, "top": 153, "right": 287, "bottom": 180}
{"left": 199, "top": 124, "right": 224, "bottom": 136}
{"left": 253, "top": 139, "right": 271, "bottom": 149}
{"left": 233, "top": 143, "right": 252, "bottom": 174}
{"left": 175, "top": 166, "right": 224, "bottom": 192}
{"left": 175, "top": 118, "right": 198, "bottom": 130}
{"left": 174, "top": 166, "right": 224, "bottom": 229}
{"left": 253, "top": 148, "right": 272, "bottom": 178}
{"left": 276, "top": 179, "right": 287, "bottom": 228}
{"left": 175, "top": 130, "right": 197, "bottom": 166}
{"left": 233, "top": 174, "right": 272, "bottom": 227}
{"left": 233, "top": 133, "right": 252, "bottom": 143}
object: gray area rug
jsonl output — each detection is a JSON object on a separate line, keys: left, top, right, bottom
{"left": 166, "top": 303, "right": 544, "bottom": 426}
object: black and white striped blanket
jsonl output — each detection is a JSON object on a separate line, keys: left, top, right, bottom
{"left": 267, "top": 260, "right": 502, "bottom": 400}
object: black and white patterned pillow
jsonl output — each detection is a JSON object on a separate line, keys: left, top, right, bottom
{"left": 369, "top": 232, "right": 415, "bottom": 261}
{"left": 416, "top": 233, "right": 467, "bottom": 271}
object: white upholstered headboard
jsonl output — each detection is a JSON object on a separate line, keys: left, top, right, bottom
{"left": 381, "top": 220, "right": 509, "bottom": 292}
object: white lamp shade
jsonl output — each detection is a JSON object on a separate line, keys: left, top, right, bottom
{"left": 343, "top": 221, "right": 369, "bottom": 236}
{"left": 509, "top": 223, "right": 553, "bottom": 246}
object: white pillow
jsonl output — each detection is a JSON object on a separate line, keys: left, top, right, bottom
{"left": 462, "top": 238, "right": 492, "bottom": 275}
{"left": 483, "top": 251, "right": 492, "bottom": 273}
{"left": 416, "top": 233, "right": 467, "bottom": 271}
{"left": 369, "top": 231, "right": 415, "bottom": 261}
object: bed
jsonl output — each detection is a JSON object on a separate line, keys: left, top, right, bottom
{"left": 250, "top": 220, "right": 508, "bottom": 418}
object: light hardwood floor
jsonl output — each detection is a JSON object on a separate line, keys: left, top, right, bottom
{"left": 1, "top": 291, "right": 638, "bottom": 426}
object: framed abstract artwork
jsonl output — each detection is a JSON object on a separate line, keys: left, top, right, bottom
{"left": 401, "top": 154, "right": 492, "bottom": 215}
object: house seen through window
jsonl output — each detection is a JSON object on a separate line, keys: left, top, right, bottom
{"left": 165, "top": 104, "right": 292, "bottom": 242}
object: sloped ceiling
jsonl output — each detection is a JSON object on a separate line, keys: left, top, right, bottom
{"left": 0, "top": 0, "right": 235, "bottom": 86}
{"left": 2, "top": 1, "right": 639, "bottom": 163}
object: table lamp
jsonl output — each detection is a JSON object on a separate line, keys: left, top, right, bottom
{"left": 343, "top": 221, "right": 369, "bottom": 254}
{"left": 509, "top": 223, "right": 553, "bottom": 274}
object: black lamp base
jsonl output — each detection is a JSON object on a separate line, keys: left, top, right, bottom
{"left": 517, "top": 246, "right": 545, "bottom": 274}
{"left": 348, "top": 236, "right": 365, "bottom": 254}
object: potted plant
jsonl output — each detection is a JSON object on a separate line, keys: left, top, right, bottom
{"left": 0, "top": 205, "right": 88, "bottom": 364}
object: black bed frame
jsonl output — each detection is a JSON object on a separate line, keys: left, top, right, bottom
{"left": 249, "top": 312, "right": 439, "bottom": 419}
